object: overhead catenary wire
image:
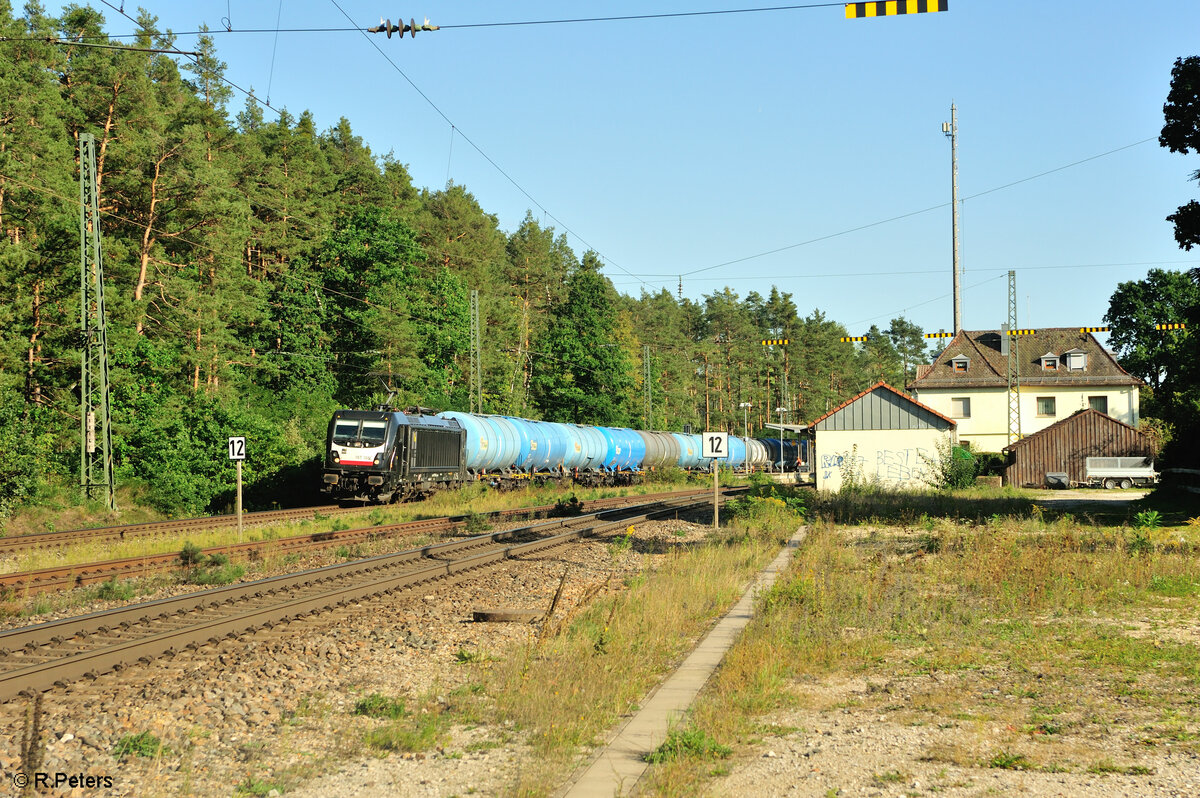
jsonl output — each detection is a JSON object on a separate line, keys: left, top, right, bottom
{"left": 58, "top": 4, "right": 1161, "bottom": 301}
{"left": 324, "top": 0, "right": 649, "bottom": 289}
{"left": 848, "top": 274, "right": 1006, "bottom": 328}
{"left": 10, "top": 9, "right": 1181, "bottom": 339}
{"left": 94, "top": 0, "right": 288, "bottom": 121}
{"left": 67, "top": 3, "right": 849, "bottom": 40}
{"left": 0, "top": 37, "right": 198, "bottom": 54}
{"left": 265, "top": 0, "right": 284, "bottom": 105}
{"left": 635, "top": 137, "right": 1159, "bottom": 280}
{"left": 611, "top": 259, "right": 1200, "bottom": 286}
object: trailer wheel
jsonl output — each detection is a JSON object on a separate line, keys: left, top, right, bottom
{"left": 1104, "top": 478, "right": 1117, "bottom": 489}
{"left": 1120, "top": 478, "right": 1132, "bottom": 489}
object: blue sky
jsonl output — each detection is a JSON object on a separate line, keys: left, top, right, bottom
{"left": 77, "top": 1, "right": 1200, "bottom": 339}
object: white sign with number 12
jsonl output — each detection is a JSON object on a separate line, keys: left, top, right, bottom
{"left": 702, "top": 432, "right": 728, "bottom": 459}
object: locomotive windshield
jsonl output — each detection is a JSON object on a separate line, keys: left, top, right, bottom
{"left": 332, "top": 418, "right": 389, "bottom": 447}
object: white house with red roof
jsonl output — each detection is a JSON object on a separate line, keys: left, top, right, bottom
{"left": 810, "top": 382, "right": 957, "bottom": 492}
{"left": 907, "top": 328, "right": 1141, "bottom": 453}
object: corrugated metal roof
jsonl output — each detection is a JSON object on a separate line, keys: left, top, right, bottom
{"left": 811, "top": 382, "right": 956, "bottom": 432}
{"left": 1002, "top": 408, "right": 1154, "bottom": 487}
{"left": 908, "top": 328, "right": 1141, "bottom": 390}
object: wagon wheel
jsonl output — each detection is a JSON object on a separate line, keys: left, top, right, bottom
{"left": 1104, "top": 478, "right": 1117, "bottom": 490}
{"left": 1119, "top": 478, "right": 1132, "bottom": 489}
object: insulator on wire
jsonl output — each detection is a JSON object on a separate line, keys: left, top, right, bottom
{"left": 367, "top": 15, "right": 439, "bottom": 38}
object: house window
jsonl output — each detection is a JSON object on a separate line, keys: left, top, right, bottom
{"left": 1037, "top": 396, "right": 1056, "bottom": 417}
{"left": 1066, "top": 352, "right": 1088, "bottom": 371}
{"left": 951, "top": 356, "right": 969, "bottom": 373}
{"left": 950, "top": 397, "right": 971, "bottom": 418}
{"left": 1041, "top": 356, "right": 1058, "bottom": 371}
{"left": 1088, "top": 395, "right": 1108, "bottom": 414}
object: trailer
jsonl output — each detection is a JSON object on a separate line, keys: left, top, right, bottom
{"left": 1084, "top": 456, "right": 1158, "bottom": 489}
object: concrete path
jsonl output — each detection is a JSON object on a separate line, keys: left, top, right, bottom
{"left": 559, "top": 528, "right": 807, "bottom": 798}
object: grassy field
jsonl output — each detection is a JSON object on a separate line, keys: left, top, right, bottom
{"left": 641, "top": 485, "right": 1200, "bottom": 795}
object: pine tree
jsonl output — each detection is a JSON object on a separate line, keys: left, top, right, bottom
{"left": 530, "top": 252, "right": 632, "bottom": 425}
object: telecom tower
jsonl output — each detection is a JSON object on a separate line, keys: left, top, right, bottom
{"left": 79, "top": 133, "right": 116, "bottom": 510}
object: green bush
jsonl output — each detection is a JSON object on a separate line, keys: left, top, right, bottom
{"left": 922, "top": 439, "right": 979, "bottom": 490}
{"left": 551, "top": 495, "right": 584, "bottom": 517}
{"left": 179, "top": 541, "right": 204, "bottom": 567}
{"left": 463, "top": 511, "right": 492, "bottom": 534}
{"left": 1134, "top": 510, "right": 1162, "bottom": 530}
{"left": 95, "top": 578, "right": 136, "bottom": 601}
{"left": 188, "top": 563, "right": 245, "bottom": 586}
{"left": 727, "top": 481, "right": 807, "bottom": 522}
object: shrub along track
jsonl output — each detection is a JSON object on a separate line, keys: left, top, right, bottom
{"left": 0, "top": 488, "right": 715, "bottom": 595}
{"left": 0, "top": 489, "right": 741, "bottom": 704}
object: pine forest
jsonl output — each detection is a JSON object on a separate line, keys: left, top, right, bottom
{"left": 6, "top": 5, "right": 1194, "bottom": 520}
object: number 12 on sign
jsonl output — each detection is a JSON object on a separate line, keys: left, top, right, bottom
{"left": 702, "top": 432, "right": 728, "bottom": 459}
{"left": 702, "top": 432, "right": 728, "bottom": 529}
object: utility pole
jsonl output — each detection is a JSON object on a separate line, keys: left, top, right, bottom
{"left": 469, "top": 289, "right": 481, "bottom": 413}
{"left": 942, "top": 104, "right": 961, "bottom": 333}
{"left": 79, "top": 133, "right": 116, "bottom": 511}
{"left": 643, "top": 344, "right": 651, "bottom": 429}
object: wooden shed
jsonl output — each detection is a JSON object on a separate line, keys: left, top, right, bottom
{"left": 811, "top": 382, "right": 956, "bottom": 492}
{"left": 1002, "top": 408, "right": 1154, "bottom": 488}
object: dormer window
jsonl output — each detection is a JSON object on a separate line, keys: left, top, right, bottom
{"left": 1064, "top": 350, "right": 1088, "bottom": 371}
{"left": 1040, "top": 353, "right": 1059, "bottom": 371}
{"left": 951, "top": 356, "right": 969, "bottom": 373}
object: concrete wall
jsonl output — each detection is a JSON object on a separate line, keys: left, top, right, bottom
{"left": 913, "top": 386, "right": 1138, "bottom": 453}
{"left": 815, "top": 428, "right": 955, "bottom": 492}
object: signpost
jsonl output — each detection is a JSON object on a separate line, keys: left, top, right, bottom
{"left": 702, "top": 432, "right": 728, "bottom": 528}
{"left": 228, "top": 436, "right": 246, "bottom": 540}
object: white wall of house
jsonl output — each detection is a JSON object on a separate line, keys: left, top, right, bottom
{"left": 815, "top": 428, "right": 954, "bottom": 492}
{"left": 914, "top": 386, "right": 1138, "bottom": 453}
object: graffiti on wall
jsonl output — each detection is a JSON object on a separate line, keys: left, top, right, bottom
{"left": 822, "top": 447, "right": 931, "bottom": 484}
{"left": 820, "top": 451, "right": 864, "bottom": 483}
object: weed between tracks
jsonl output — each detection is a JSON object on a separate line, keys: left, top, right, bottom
{"left": 0, "top": 481, "right": 720, "bottom": 617}
{"left": 638, "top": 486, "right": 1200, "bottom": 796}
{"left": 358, "top": 492, "right": 802, "bottom": 794}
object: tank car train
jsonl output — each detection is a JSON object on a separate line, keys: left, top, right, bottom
{"left": 321, "top": 406, "right": 807, "bottom": 503}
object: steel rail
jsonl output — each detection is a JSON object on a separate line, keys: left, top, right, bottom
{"left": 0, "top": 489, "right": 715, "bottom": 595}
{"left": 0, "top": 491, "right": 737, "bottom": 702}
{"left": 0, "top": 504, "right": 355, "bottom": 556}
{"left": 0, "top": 488, "right": 714, "bottom": 559}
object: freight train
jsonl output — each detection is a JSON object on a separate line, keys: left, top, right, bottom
{"left": 321, "top": 406, "right": 807, "bottom": 503}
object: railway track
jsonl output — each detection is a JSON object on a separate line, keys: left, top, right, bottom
{"left": 0, "top": 504, "right": 360, "bottom": 558}
{"left": 0, "top": 489, "right": 717, "bottom": 595}
{"left": 0, "top": 489, "right": 739, "bottom": 703}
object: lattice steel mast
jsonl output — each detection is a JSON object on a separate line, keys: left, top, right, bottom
{"left": 79, "top": 133, "right": 116, "bottom": 510}
{"left": 1006, "top": 270, "right": 1021, "bottom": 446}
{"left": 469, "top": 289, "right": 482, "bottom": 413}
{"left": 643, "top": 344, "right": 651, "bottom": 429}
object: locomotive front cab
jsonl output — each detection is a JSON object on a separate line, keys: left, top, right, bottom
{"left": 322, "top": 410, "right": 400, "bottom": 500}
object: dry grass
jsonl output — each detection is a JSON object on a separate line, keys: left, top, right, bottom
{"left": 641, "top": 500, "right": 1200, "bottom": 795}
{"left": 0, "top": 480, "right": 704, "bottom": 577}
{"left": 446, "top": 500, "right": 803, "bottom": 796}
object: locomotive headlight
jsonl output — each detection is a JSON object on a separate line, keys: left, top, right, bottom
{"left": 331, "top": 451, "right": 340, "bottom": 464}
{"left": 374, "top": 453, "right": 383, "bottom": 465}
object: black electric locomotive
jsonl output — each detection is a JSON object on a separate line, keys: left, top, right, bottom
{"left": 321, "top": 407, "right": 467, "bottom": 503}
